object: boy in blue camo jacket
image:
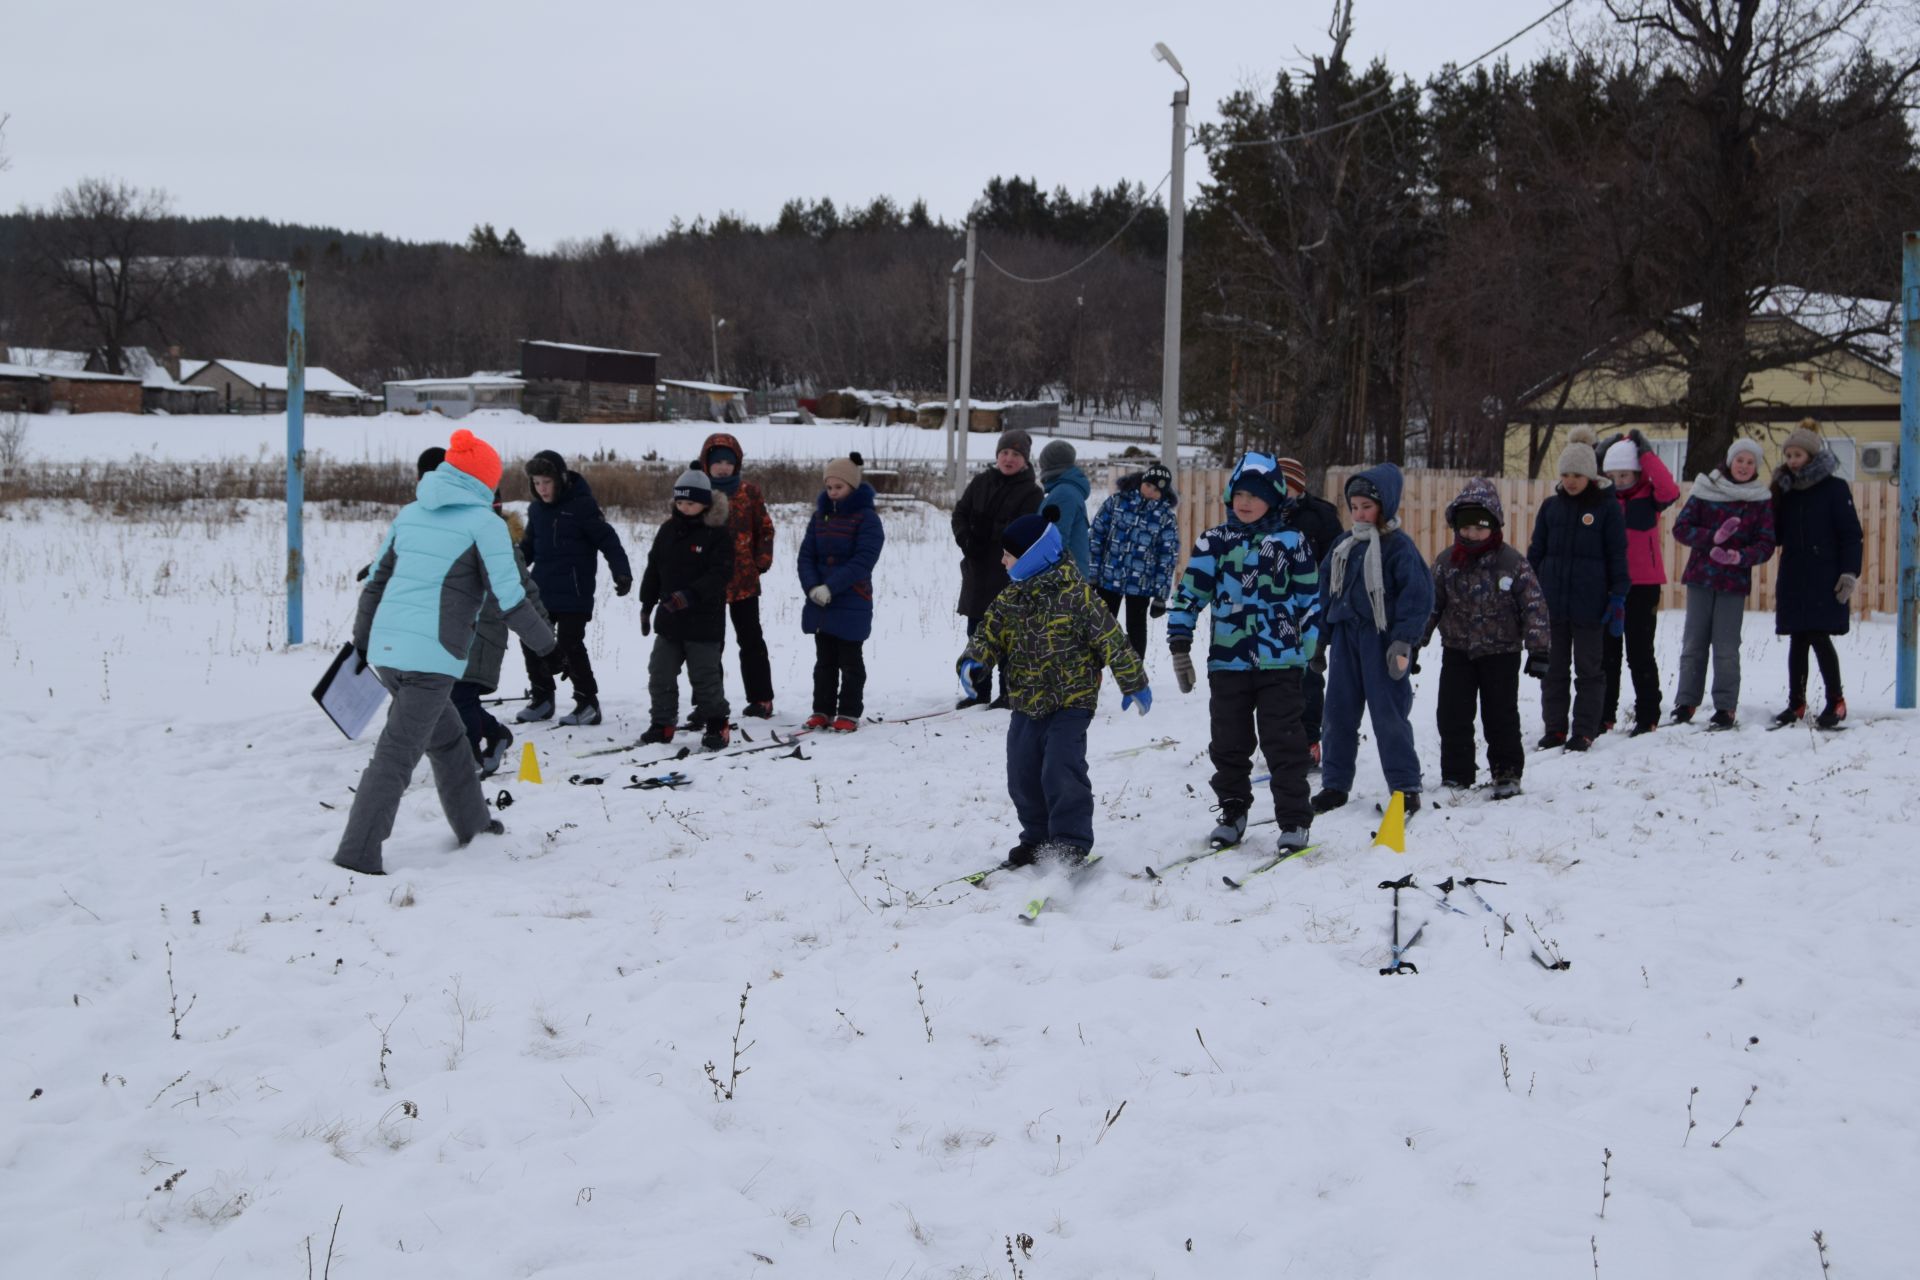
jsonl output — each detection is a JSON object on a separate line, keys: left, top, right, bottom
{"left": 1166, "top": 452, "right": 1323, "bottom": 853}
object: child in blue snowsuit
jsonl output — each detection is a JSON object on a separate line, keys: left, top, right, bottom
{"left": 1166, "top": 452, "right": 1323, "bottom": 852}
{"left": 1088, "top": 461, "right": 1180, "bottom": 657}
{"left": 1314, "top": 464, "right": 1434, "bottom": 816}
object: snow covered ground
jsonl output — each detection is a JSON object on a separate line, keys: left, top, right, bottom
{"left": 10, "top": 410, "right": 1194, "bottom": 468}
{"left": 2, "top": 497, "right": 1914, "bottom": 1278}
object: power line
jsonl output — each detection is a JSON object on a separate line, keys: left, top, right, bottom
{"left": 976, "top": 170, "right": 1172, "bottom": 285}
{"left": 1209, "top": 0, "right": 1578, "bottom": 152}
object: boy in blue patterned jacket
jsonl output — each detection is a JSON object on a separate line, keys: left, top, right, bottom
{"left": 1088, "top": 461, "right": 1180, "bottom": 656}
{"left": 1166, "top": 452, "right": 1322, "bottom": 852}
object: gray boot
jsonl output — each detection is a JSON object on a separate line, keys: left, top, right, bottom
{"left": 1275, "top": 826, "right": 1313, "bottom": 852}
{"left": 1208, "top": 805, "right": 1249, "bottom": 849}
{"left": 1489, "top": 777, "right": 1522, "bottom": 801}
{"left": 515, "top": 694, "right": 555, "bottom": 723}
{"left": 558, "top": 699, "right": 601, "bottom": 727}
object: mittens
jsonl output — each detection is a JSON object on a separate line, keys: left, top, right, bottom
{"left": 1709, "top": 546, "right": 1740, "bottom": 565}
{"left": 1170, "top": 648, "right": 1196, "bottom": 694}
{"left": 808, "top": 585, "right": 832, "bottom": 607}
{"left": 1603, "top": 595, "right": 1627, "bottom": 637}
{"left": 1835, "top": 573, "right": 1858, "bottom": 605}
{"left": 1713, "top": 517, "right": 1741, "bottom": 545}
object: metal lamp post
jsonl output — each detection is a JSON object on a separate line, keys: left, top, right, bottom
{"left": 1153, "top": 41, "right": 1188, "bottom": 479}
{"left": 710, "top": 315, "right": 727, "bottom": 383}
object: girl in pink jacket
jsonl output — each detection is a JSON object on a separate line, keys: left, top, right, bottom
{"left": 1599, "top": 430, "right": 1680, "bottom": 736}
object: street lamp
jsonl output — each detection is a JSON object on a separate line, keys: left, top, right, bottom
{"left": 1153, "top": 42, "right": 1188, "bottom": 478}
{"left": 711, "top": 314, "right": 727, "bottom": 383}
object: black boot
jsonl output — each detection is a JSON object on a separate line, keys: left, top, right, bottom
{"left": 1311, "top": 788, "right": 1349, "bottom": 814}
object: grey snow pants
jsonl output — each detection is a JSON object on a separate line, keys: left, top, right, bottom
{"left": 648, "top": 635, "right": 729, "bottom": 728}
{"left": 334, "top": 669, "right": 492, "bottom": 875}
{"left": 1673, "top": 585, "right": 1746, "bottom": 714}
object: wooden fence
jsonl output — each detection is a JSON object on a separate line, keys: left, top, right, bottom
{"left": 1168, "top": 466, "right": 1905, "bottom": 619}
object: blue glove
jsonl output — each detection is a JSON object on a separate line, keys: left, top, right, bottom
{"left": 1122, "top": 685, "right": 1153, "bottom": 716}
{"left": 1603, "top": 594, "right": 1627, "bottom": 637}
{"left": 957, "top": 656, "right": 986, "bottom": 701}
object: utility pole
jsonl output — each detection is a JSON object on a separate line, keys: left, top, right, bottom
{"left": 286, "top": 268, "right": 306, "bottom": 647}
{"left": 956, "top": 221, "right": 978, "bottom": 501}
{"left": 710, "top": 314, "right": 726, "bottom": 383}
{"left": 1899, "top": 232, "right": 1918, "bottom": 708}
{"left": 1154, "top": 42, "right": 1189, "bottom": 479}
{"left": 945, "top": 260, "right": 964, "bottom": 493}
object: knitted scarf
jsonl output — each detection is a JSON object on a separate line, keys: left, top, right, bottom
{"left": 1449, "top": 528, "right": 1504, "bottom": 568}
{"left": 1774, "top": 447, "right": 1838, "bottom": 494}
{"left": 1689, "top": 468, "right": 1770, "bottom": 504}
{"left": 1329, "top": 520, "right": 1393, "bottom": 630}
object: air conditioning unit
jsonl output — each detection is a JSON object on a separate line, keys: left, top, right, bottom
{"left": 1858, "top": 442, "right": 1898, "bottom": 473}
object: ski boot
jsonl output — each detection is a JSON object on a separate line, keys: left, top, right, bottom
{"left": 1816, "top": 697, "right": 1847, "bottom": 730}
{"left": 558, "top": 699, "right": 601, "bottom": 727}
{"left": 1004, "top": 842, "right": 1038, "bottom": 868}
{"left": 987, "top": 694, "right": 1011, "bottom": 710}
{"left": 1037, "top": 840, "right": 1090, "bottom": 868}
{"left": 1535, "top": 730, "right": 1567, "bottom": 750}
{"left": 830, "top": 716, "right": 858, "bottom": 733}
{"left": 1628, "top": 719, "right": 1657, "bottom": 738}
{"left": 1772, "top": 702, "right": 1807, "bottom": 728}
{"left": 1706, "top": 709, "right": 1737, "bottom": 731}
{"left": 1401, "top": 793, "right": 1422, "bottom": 818}
{"left": 1440, "top": 776, "right": 1474, "bottom": 791}
{"left": 743, "top": 701, "right": 775, "bottom": 720}
{"left": 1310, "top": 788, "right": 1349, "bottom": 814}
{"left": 803, "top": 713, "right": 831, "bottom": 730}
{"left": 1275, "top": 826, "right": 1313, "bottom": 853}
{"left": 515, "top": 693, "right": 555, "bottom": 723}
{"left": 1207, "top": 805, "right": 1249, "bottom": 849}
{"left": 701, "top": 718, "right": 731, "bottom": 751}
{"left": 1489, "top": 776, "right": 1522, "bottom": 801}
{"left": 1669, "top": 705, "right": 1696, "bottom": 725}
{"left": 477, "top": 726, "right": 514, "bottom": 779}
{"left": 1565, "top": 735, "right": 1593, "bottom": 752}
{"left": 639, "top": 723, "right": 675, "bottom": 745}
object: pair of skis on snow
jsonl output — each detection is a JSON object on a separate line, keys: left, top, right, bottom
{"left": 952, "top": 853, "right": 1104, "bottom": 922}
{"left": 1141, "top": 824, "right": 1319, "bottom": 889}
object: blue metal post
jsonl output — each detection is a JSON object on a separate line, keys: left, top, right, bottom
{"left": 1899, "top": 234, "right": 1919, "bottom": 708}
{"left": 287, "top": 268, "right": 306, "bottom": 647}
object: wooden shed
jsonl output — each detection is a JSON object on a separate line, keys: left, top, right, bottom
{"left": 520, "top": 340, "right": 659, "bottom": 422}
{"left": 662, "top": 378, "right": 751, "bottom": 422}
{"left": 0, "top": 362, "right": 143, "bottom": 414}
{"left": 184, "top": 358, "right": 378, "bottom": 416}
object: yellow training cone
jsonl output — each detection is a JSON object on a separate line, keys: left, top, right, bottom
{"left": 1374, "top": 791, "right": 1407, "bottom": 854}
{"left": 517, "top": 741, "right": 543, "bottom": 784}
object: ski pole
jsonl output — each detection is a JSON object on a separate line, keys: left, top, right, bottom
{"left": 1457, "top": 877, "right": 1570, "bottom": 971}
{"left": 1378, "top": 874, "right": 1422, "bottom": 975}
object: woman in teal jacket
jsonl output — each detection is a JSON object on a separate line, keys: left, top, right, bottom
{"left": 335, "top": 430, "right": 556, "bottom": 876}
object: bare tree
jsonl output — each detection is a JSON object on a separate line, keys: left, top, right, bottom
{"left": 27, "top": 177, "right": 189, "bottom": 374}
{"left": 1598, "top": 0, "right": 1920, "bottom": 474}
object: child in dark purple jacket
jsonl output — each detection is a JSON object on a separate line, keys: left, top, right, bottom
{"left": 1668, "top": 438, "right": 1776, "bottom": 729}
{"left": 798, "top": 453, "right": 885, "bottom": 732}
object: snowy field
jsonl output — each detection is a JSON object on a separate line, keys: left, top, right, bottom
{"left": 11, "top": 410, "right": 1193, "bottom": 469}
{"left": 2, "top": 497, "right": 1915, "bottom": 1279}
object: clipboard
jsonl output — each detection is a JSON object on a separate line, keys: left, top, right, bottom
{"left": 312, "top": 642, "right": 389, "bottom": 740}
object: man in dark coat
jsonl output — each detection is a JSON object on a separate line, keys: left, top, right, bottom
{"left": 951, "top": 428, "right": 1042, "bottom": 707}
{"left": 1770, "top": 422, "right": 1864, "bottom": 728}
{"left": 516, "top": 450, "right": 633, "bottom": 727}
{"left": 1279, "top": 457, "right": 1345, "bottom": 761}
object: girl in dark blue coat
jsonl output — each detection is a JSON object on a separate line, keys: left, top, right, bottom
{"left": 1770, "top": 422, "right": 1863, "bottom": 728}
{"left": 799, "top": 453, "right": 885, "bottom": 731}
{"left": 1314, "top": 463, "right": 1435, "bottom": 815}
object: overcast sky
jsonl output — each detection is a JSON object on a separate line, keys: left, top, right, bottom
{"left": 2, "top": 0, "right": 1569, "bottom": 250}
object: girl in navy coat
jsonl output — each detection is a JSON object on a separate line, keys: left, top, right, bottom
{"left": 1770, "top": 421, "right": 1863, "bottom": 729}
{"left": 799, "top": 453, "right": 885, "bottom": 731}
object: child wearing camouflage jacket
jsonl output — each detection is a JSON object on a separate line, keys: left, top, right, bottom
{"left": 960, "top": 509, "right": 1151, "bottom": 865}
{"left": 1425, "top": 479, "right": 1550, "bottom": 799}
{"left": 1166, "top": 452, "right": 1322, "bottom": 852}
{"left": 1087, "top": 461, "right": 1180, "bottom": 656}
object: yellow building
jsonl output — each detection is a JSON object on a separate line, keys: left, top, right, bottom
{"left": 1504, "top": 293, "right": 1902, "bottom": 480}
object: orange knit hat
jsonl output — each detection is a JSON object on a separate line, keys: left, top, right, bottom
{"left": 445, "top": 429, "right": 502, "bottom": 490}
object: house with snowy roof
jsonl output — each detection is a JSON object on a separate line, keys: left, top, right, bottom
{"left": 383, "top": 373, "right": 526, "bottom": 419}
{"left": 183, "top": 358, "right": 378, "bottom": 416}
{"left": 1503, "top": 291, "right": 1903, "bottom": 480}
